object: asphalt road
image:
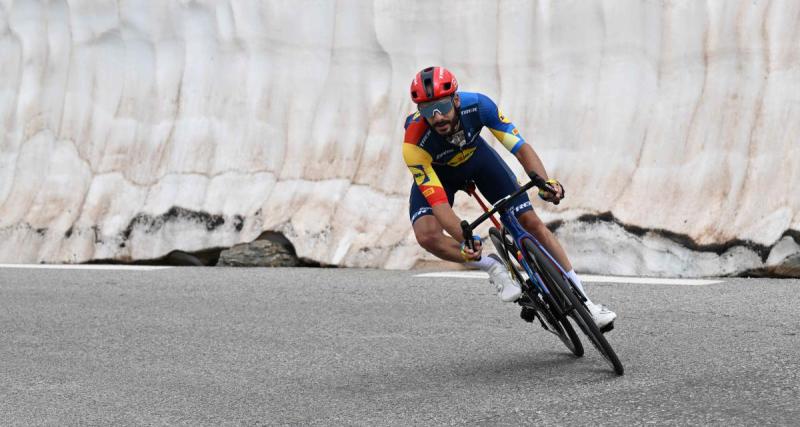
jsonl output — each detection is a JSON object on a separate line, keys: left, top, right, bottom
{"left": 1, "top": 267, "right": 798, "bottom": 426}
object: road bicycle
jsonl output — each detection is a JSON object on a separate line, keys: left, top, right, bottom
{"left": 461, "top": 173, "right": 624, "bottom": 375}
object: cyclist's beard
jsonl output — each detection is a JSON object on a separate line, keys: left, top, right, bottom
{"left": 431, "top": 114, "right": 461, "bottom": 137}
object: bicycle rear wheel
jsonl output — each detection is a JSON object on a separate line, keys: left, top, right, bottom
{"left": 523, "top": 239, "right": 624, "bottom": 375}
{"left": 489, "top": 227, "right": 583, "bottom": 357}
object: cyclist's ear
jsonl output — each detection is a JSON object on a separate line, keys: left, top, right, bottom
{"left": 453, "top": 94, "right": 460, "bottom": 109}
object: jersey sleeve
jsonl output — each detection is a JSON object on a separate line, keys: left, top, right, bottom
{"left": 403, "top": 113, "right": 448, "bottom": 207}
{"left": 477, "top": 93, "right": 527, "bottom": 154}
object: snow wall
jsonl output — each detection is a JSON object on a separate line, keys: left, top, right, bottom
{"left": 1, "top": 0, "right": 799, "bottom": 276}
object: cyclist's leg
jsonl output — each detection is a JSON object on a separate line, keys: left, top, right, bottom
{"left": 411, "top": 181, "right": 520, "bottom": 300}
{"left": 409, "top": 182, "right": 463, "bottom": 263}
{"left": 517, "top": 211, "right": 573, "bottom": 271}
{"left": 518, "top": 208, "right": 615, "bottom": 323}
{"left": 470, "top": 142, "right": 573, "bottom": 270}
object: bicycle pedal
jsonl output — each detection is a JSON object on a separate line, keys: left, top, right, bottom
{"left": 600, "top": 321, "right": 614, "bottom": 334}
{"left": 520, "top": 307, "right": 537, "bottom": 323}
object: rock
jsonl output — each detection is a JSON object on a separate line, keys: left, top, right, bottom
{"left": 164, "top": 250, "right": 205, "bottom": 266}
{"left": 775, "top": 255, "right": 800, "bottom": 277}
{"left": 216, "top": 240, "right": 299, "bottom": 267}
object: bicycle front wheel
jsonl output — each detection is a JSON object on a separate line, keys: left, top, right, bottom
{"left": 523, "top": 239, "right": 624, "bottom": 375}
{"left": 490, "top": 227, "right": 583, "bottom": 357}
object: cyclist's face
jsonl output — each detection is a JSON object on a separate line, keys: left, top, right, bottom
{"left": 420, "top": 95, "right": 460, "bottom": 136}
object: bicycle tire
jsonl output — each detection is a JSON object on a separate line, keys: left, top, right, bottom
{"left": 489, "top": 228, "right": 583, "bottom": 357}
{"left": 523, "top": 239, "right": 624, "bottom": 375}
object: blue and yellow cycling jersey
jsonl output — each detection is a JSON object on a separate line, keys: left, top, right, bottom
{"left": 402, "top": 91, "right": 527, "bottom": 207}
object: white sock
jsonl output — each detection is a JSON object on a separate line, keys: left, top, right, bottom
{"left": 566, "top": 270, "right": 592, "bottom": 304}
{"left": 467, "top": 255, "right": 500, "bottom": 271}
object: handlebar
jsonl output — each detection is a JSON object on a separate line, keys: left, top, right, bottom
{"left": 463, "top": 172, "right": 556, "bottom": 234}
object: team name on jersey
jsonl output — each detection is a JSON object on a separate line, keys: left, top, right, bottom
{"left": 418, "top": 131, "right": 432, "bottom": 148}
{"left": 435, "top": 148, "right": 456, "bottom": 160}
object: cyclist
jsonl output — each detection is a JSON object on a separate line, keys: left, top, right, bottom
{"left": 403, "top": 66, "right": 616, "bottom": 329}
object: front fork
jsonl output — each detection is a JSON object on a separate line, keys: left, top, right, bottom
{"left": 494, "top": 210, "right": 581, "bottom": 321}
{"left": 513, "top": 233, "right": 578, "bottom": 321}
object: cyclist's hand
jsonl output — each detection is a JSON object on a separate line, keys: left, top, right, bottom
{"left": 460, "top": 235, "right": 483, "bottom": 262}
{"left": 538, "top": 178, "right": 565, "bottom": 205}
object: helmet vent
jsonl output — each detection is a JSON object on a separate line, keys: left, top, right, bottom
{"left": 443, "top": 82, "right": 451, "bottom": 91}
{"left": 423, "top": 78, "right": 434, "bottom": 98}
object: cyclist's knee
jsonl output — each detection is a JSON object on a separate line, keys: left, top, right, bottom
{"left": 415, "top": 232, "right": 440, "bottom": 252}
{"left": 413, "top": 216, "right": 443, "bottom": 251}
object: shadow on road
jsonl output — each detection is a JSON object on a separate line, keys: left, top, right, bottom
{"left": 442, "top": 350, "right": 617, "bottom": 382}
{"left": 330, "top": 348, "right": 620, "bottom": 397}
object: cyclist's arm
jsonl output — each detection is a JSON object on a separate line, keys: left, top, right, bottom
{"left": 477, "top": 93, "right": 550, "bottom": 179}
{"left": 431, "top": 204, "right": 468, "bottom": 242}
{"left": 402, "top": 142, "right": 465, "bottom": 241}
{"left": 514, "top": 143, "right": 550, "bottom": 180}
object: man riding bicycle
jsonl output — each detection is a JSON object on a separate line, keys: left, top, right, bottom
{"left": 403, "top": 66, "right": 616, "bottom": 329}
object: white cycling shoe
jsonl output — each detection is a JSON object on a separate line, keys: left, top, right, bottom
{"left": 587, "top": 302, "right": 617, "bottom": 330}
{"left": 487, "top": 254, "right": 522, "bottom": 302}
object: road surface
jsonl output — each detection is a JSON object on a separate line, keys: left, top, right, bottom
{"left": 1, "top": 266, "right": 798, "bottom": 425}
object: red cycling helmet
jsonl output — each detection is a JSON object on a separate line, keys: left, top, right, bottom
{"left": 410, "top": 66, "right": 458, "bottom": 103}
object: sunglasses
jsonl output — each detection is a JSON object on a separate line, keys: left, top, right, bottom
{"left": 418, "top": 96, "right": 454, "bottom": 119}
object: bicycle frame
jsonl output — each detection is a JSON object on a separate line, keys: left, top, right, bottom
{"left": 463, "top": 175, "right": 579, "bottom": 313}
{"left": 465, "top": 176, "right": 624, "bottom": 374}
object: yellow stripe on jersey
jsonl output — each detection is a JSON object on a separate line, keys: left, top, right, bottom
{"left": 446, "top": 147, "right": 477, "bottom": 167}
{"left": 489, "top": 127, "right": 524, "bottom": 153}
{"left": 403, "top": 143, "right": 448, "bottom": 206}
